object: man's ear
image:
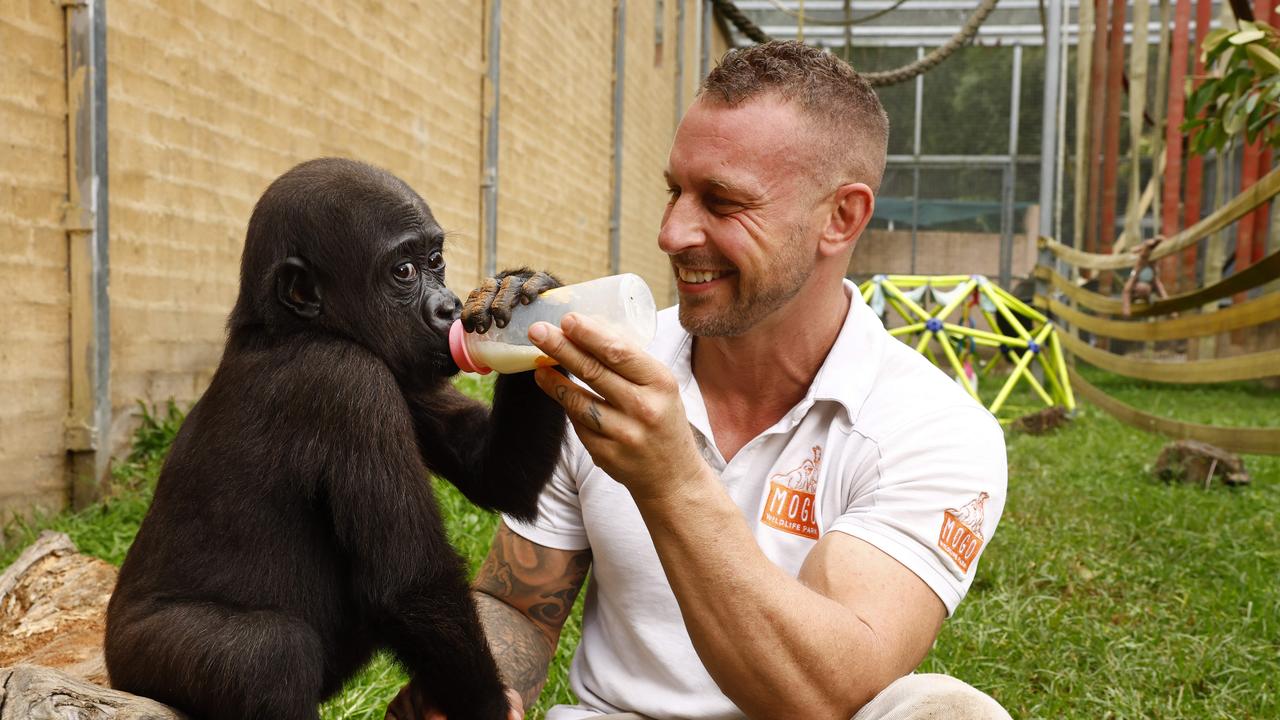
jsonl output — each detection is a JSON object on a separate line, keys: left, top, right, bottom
{"left": 819, "top": 183, "right": 875, "bottom": 258}
{"left": 274, "top": 256, "right": 322, "bottom": 319}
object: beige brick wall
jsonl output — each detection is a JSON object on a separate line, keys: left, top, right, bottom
{"left": 1, "top": 0, "right": 737, "bottom": 515}
{"left": 492, "top": 0, "right": 614, "bottom": 283}
{"left": 850, "top": 228, "right": 1039, "bottom": 280}
{"left": 0, "top": 0, "right": 72, "bottom": 516}
{"left": 105, "top": 0, "right": 486, "bottom": 449}
{"left": 619, "top": 0, "right": 681, "bottom": 309}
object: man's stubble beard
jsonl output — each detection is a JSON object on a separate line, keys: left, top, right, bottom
{"left": 676, "top": 225, "right": 815, "bottom": 337}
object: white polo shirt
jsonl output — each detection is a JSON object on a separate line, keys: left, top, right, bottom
{"left": 505, "top": 279, "right": 1007, "bottom": 720}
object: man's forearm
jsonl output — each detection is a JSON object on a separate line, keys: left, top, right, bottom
{"left": 633, "top": 468, "right": 933, "bottom": 719}
{"left": 473, "top": 590, "right": 557, "bottom": 709}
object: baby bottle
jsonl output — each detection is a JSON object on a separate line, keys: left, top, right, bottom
{"left": 449, "top": 273, "right": 657, "bottom": 374}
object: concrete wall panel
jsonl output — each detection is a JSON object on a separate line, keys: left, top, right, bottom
{"left": 0, "top": 0, "right": 73, "bottom": 514}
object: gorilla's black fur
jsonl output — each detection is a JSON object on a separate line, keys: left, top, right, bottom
{"left": 105, "top": 158, "right": 566, "bottom": 720}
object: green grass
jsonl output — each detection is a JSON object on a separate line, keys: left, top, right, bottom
{"left": 3, "top": 370, "right": 1277, "bottom": 718}
{"left": 926, "top": 365, "right": 1280, "bottom": 718}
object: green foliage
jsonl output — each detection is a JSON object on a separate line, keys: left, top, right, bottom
{"left": 1184, "top": 20, "right": 1280, "bottom": 154}
{"left": 0, "top": 401, "right": 184, "bottom": 568}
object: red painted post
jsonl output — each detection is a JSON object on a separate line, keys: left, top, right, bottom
{"left": 1098, "top": 0, "right": 1129, "bottom": 281}
{"left": 1253, "top": 148, "right": 1272, "bottom": 264}
{"left": 1086, "top": 0, "right": 1112, "bottom": 259}
{"left": 1249, "top": 0, "right": 1274, "bottom": 266}
{"left": 1181, "top": 0, "right": 1215, "bottom": 291}
{"left": 1161, "top": 0, "right": 1193, "bottom": 288}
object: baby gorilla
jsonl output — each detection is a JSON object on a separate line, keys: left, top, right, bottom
{"left": 105, "top": 158, "right": 566, "bottom": 720}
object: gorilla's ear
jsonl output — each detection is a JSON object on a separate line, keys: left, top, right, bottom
{"left": 274, "top": 256, "right": 322, "bottom": 319}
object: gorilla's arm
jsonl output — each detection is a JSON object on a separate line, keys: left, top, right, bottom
{"left": 405, "top": 376, "right": 566, "bottom": 522}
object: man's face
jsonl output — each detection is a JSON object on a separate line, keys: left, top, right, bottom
{"left": 660, "top": 96, "right": 827, "bottom": 337}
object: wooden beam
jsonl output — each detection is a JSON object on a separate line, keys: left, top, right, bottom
{"left": 1068, "top": 367, "right": 1280, "bottom": 454}
{"left": 1123, "top": 0, "right": 1152, "bottom": 254}
{"left": 1086, "top": 0, "right": 1113, "bottom": 256}
{"left": 1161, "top": 0, "right": 1194, "bottom": 287}
{"left": 1039, "top": 290, "right": 1280, "bottom": 340}
{"left": 1099, "top": 0, "right": 1129, "bottom": 268}
{"left": 1042, "top": 164, "right": 1280, "bottom": 270}
{"left": 1074, "top": 0, "right": 1097, "bottom": 255}
{"left": 1060, "top": 330, "right": 1280, "bottom": 382}
{"left": 1181, "top": 0, "right": 1216, "bottom": 292}
{"left": 1036, "top": 248, "right": 1280, "bottom": 315}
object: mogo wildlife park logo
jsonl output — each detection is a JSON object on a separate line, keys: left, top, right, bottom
{"left": 937, "top": 492, "right": 990, "bottom": 573}
{"left": 761, "top": 446, "right": 822, "bottom": 539}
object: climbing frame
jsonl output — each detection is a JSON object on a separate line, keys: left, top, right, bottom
{"left": 860, "top": 274, "right": 1075, "bottom": 416}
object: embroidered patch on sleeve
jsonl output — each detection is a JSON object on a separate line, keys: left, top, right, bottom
{"left": 937, "top": 491, "right": 990, "bottom": 573}
{"left": 761, "top": 446, "right": 822, "bottom": 539}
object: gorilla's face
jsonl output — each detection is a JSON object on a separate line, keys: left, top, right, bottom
{"left": 235, "top": 158, "right": 462, "bottom": 385}
{"left": 369, "top": 224, "right": 462, "bottom": 381}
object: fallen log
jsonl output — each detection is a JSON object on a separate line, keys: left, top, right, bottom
{"left": 0, "top": 664, "right": 183, "bottom": 719}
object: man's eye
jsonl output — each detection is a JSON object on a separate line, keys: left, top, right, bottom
{"left": 393, "top": 262, "right": 418, "bottom": 282}
{"left": 426, "top": 252, "right": 445, "bottom": 272}
{"left": 665, "top": 186, "right": 681, "bottom": 201}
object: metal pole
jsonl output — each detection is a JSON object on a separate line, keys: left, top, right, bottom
{"left": 65, "top": 0, "right": 111, "bottom": 508}
{"left": 843, "top": 0, "right": 853, "bottom": 60}
{"left": 701, "top": 0, "right": 712, "bottom": 80}
{"left": 1053, "top": 0, "right": 1068, "bottom": 244}
{"left": 676, "top": 0, "right": 686, "bottom": 125}
{"left": 610, "top": 0, "right": 627, "bottom": 274}
{"left": 1002, "top": 44, "right": 1023, "bottom": 288}
{"left": 1039, "top": 0, "right": 1063, "bottom": 238}
{"left": 482, "top": 0, "right": 501, "bottom": 277}
{"left": 911, "top": 46, "right": 923, "bottom": 274}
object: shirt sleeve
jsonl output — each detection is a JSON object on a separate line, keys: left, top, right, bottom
{"left": 502, "top": 424, "right": 593, "bottom": 551}
{"left": 827, "top": 405, "right": 1007, "bottom": 616}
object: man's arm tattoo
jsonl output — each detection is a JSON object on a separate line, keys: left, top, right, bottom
{"left": 473, "top": 593, "right": 556, "bottom": 707}
{"left": 473, "top": 525, "right": 592, "bottom": 707}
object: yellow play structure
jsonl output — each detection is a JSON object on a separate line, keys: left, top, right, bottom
{"left": 859, "top": 274, "right": 1075, "bottom": 417}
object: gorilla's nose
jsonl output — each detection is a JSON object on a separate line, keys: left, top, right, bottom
{"left": 426, "top": 291, "right": 462, "bottom": 335}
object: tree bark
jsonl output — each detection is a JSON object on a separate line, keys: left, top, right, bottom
{"left": 0, "top": 664, "right": 184, "bottom": 720}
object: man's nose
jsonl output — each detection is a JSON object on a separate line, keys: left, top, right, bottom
{"left": 657, "top": 196, "right": 705, "bottom": 256}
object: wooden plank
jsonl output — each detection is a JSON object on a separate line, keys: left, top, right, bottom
{"left": 1074, "top": 0, "right": 1097, "bottom": 257}
{"left": 1180, "top": 0, "right": 1216, "bottom": 291}
{"left": 1237, "top": 0, "right": 1277, "bottom": 291}
{"left": 1150, "top": 0, "right": 1174, "bottom": 232}
{"left": 1086, "top": 0, "right": 1113, "bottom": 254}
{"left": 1068, "top": 367, "right": 1280, "bottom": 454}
{"left": 1099, "top": 0, "right": 1130, "bottom": 266}
{"left": 1037, "top": 249, "right": 1280, "bottom": 315}
{"left": 1042, "top": 164, "right": 1280, "bottom": 269}
{"left": 1039, "top": 290, "right": 1280, "bottom": 340}
{"left": 1060, "top": 329, "right": 1280, "bottom": 382}
{"left": 1161, "top": 0, "right": 1194, "bottom": 285}
{"left": 1123, "top": 0, "right": 1152, "bottom": 251}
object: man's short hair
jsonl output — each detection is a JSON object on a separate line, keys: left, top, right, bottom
{"left": 700, "top": 41, "right": 889, "bottom": 192}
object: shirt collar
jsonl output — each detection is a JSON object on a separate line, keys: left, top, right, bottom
{"left": 653, "top": 278, "right": 883, "bottom": 430}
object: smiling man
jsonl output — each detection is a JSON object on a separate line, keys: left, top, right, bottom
{"left": 389, "top": 41, "right": 1010, "bottom": 720}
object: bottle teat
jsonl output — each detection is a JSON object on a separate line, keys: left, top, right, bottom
{"left": 449, "top": 320, "right": 491, "bottom": 375}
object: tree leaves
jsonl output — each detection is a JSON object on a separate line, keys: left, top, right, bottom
{"left": 1183, "top": 20, "right": 1280, "bottom": 155}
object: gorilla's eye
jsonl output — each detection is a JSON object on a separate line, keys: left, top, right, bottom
{"left": 426, "top": 251, "right": 445, "bottom": 272}
{"left": 393, "top": 261, "right": 418, "bottom": 282}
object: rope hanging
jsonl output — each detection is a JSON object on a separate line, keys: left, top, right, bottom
{"left": 709, "top": 0, "right": 1003, "bottom": 87}
{"left": 761, "top": 0, "right": 914, "bottom": 26}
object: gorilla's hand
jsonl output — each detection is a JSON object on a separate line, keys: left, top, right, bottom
{"left": 384, "top": 682, "right": 523, "bottom": 720}
{"left": 461, "top": 268, "right": 561, "bottom": 333}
